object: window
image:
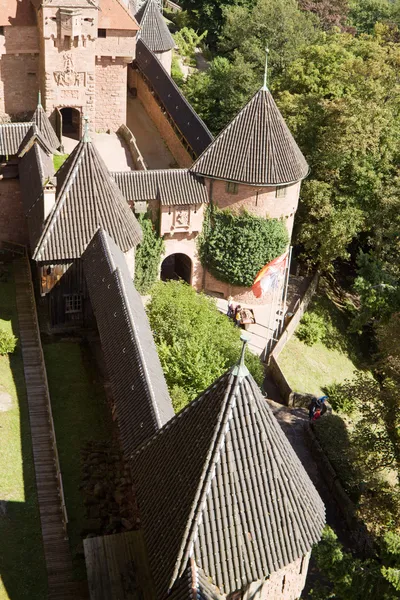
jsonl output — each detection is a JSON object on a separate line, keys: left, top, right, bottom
{"left": 226, "top": 181, "right": 238, "bottom": 195}
{"left": 97, "top": 28, "right": 106, "bottom": 38}
{"left": 276, "top": 186, "right": 287, "bottom": 198}
{"left": 65, "top": 294, "right": 83, "bottom": 314}
{"left": 0, "top": 26, "right": 4, "bottom": 35}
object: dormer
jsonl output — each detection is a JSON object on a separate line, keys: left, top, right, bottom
{"left": 59, "top": 9, "right": 82, "bottom": 43}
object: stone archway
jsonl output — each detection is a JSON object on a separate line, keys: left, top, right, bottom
{"left": 160, "top": 253, "right": 192, "bottom": 284}
{"left": 60, "top": 107, "right": 81, "bottom": 140}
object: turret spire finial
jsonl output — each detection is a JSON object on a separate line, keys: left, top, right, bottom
{"left": 38, "top": 90, "right": 42, "bottom": 106}
{"left": 263, "top": 47, "right": 269, "bottom": 91}
{"left": 83, "top": 116, "right": 91, "bottom": 143}
{"left": 232, "top": 332, "right": 251, "bottom": 379}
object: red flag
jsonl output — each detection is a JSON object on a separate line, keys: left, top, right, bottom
{"left": 252, "top": 252, "right": 288, "bottom": 298}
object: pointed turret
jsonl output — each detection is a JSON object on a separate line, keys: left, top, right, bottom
{"left": 132, "top": 338, "right": 325, "bottom": 598}
{"left": 33, "top": 128, "right": 143, "bottom": 262}
{"left": 191, "top": 87, "right": 309, "bottom": 186}
{"left": 31, "top": 92, "right": 60, "bottom": 152}
{"left": 136, "top": 0, "right": 174, "bottom": 53}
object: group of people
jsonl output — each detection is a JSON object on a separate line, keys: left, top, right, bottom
{"left": 308, "top": 395, "right": 328, "bottom": 422}
{"left": 227, "top": 298, "right": 255, "bottom": 328}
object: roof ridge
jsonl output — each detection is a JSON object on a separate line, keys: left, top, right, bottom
{"left": 172, "top": 370, "right": 241, "bottom": 587}
{"left": 33, "top": 142, "right": 87, "bottom": 260}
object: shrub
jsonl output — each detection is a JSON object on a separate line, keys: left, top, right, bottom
{"left": 171, "top": 55, "right": 185, "bottom": 87}
{"left": 323, "top": 381, "right": 354, "bottom": 414}
{"left": 134, "top": 215, "right": 164, "bottom": 294}
{"left": 0, "top": 329, "right": 17, "bottom": 355}
{"left": 198, "top": 206, "right": 289, "bottom": 287}
{"left": 296, "top": 311, "right": 326, "bottom": 345}
{"left": 147, "top": 280, "right": 264, "bottom": 410}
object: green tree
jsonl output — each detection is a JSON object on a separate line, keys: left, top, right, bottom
{"left": 134, "top": 215, "right": 164, "bottom": 295}
{"left": 310, "top": 526, "right": 400, "bottom": 599}
{"left": 348, "top": 0, "right": 398, "bottom": 33}
{"left": 146, "top": 280, "right": 264, "bottom": 410}
{"left": 198, "top": 206, "right": 289, "bottom": 287}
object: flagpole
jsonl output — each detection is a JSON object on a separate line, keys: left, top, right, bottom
{"left": 280, "top": 246, "right": 292, "bottom": 334}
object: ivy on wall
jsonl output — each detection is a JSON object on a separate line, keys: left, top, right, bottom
{"left": 134, "top": 214, "right": 165, "bottom": 294}
{"left": 198, "top": 206, "right": 289, "bottom": 287}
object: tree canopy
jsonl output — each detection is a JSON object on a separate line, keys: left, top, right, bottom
{"left": 146, "top": 281, "right": 264, "bottom": 411}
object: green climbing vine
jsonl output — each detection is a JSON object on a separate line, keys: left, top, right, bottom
{"left": 134, "top": 214, "right": 165, "bottom": 294}
{"left": 198, "top": 205, "right": 289, "bottom": 287}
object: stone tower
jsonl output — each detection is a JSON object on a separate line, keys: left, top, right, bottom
{"left": 32, "top": 0, "right": 139, "bottom": 136}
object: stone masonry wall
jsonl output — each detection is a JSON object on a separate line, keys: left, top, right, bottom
{"left": 95, "top": 57, "right": 127, "bottom": 132}
{"left": 0, "top": 27, "right": 39, "bottom": 119}
{"left": 242, "top": 553, "right": 310, "bottom": 600}
{"left": 95, "top": 30, "right": 136, "bottom": 58}
{"left": 0, "top": 180, "right": 28, "bottom": 245}
{"left": 129, "top": 68, "right": 192, "bottom": 168}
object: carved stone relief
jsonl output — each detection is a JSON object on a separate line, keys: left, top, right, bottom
{"left": 174, "top": 207, "right": 190, "bottom": 228}
{"left": 54, "top": 53, "right": 86, "bottom": 87}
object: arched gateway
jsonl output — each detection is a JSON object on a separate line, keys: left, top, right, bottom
{"left": 59, "top": 107, "right": 81, "bottom": 140}
{"left": 160, "top": 253, "right": 192, "bottom": 284}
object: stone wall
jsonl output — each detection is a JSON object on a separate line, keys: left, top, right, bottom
{"left": 154, "top": 49, "right": 172, "bottom": 75}
{"left": 0, "top": 180, "right": 28, "bottom": 245}
{"left": 0, "top": 26, "right": 39, "bottom": 119}
{"left": 95, "top": 30, "right": 136, "bottom": 59}
{"left": 162, "top": 233, "right": 204, "bottom": 291}
{"left": 128, "top": 68, "right": 193, "bottom": 168}
{"left": 118, "top": 124, "right": 147, "bottom": 170}
{"left": 208, "top": 179, "right": 301, "bottom": 237}
{"left": 95, "top": 57, "right": 128, "bottom": 132}
{"left": 203, "top": 270, "right": 274, "bottom": 305}
{"left": 242, "top": 553, "right": 310, "bottom": 600}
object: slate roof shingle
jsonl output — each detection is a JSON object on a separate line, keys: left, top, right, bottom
{"left": 0, "top": 123, "right": 32, "bottom": 156}
{"left": 82, "top": 228, "right": 175, "bottom": 457}
{"left": 135, "top": 39, "right": 213, "bottom": 157}
{"left": 191, "top": 87, "right": 309, "bottom": 186}
{"left": 32, "top": 136, "right": 143, "bottom": 262}
{"left": 136, "top": 0, "right": 174, "bottom": 53}
{"left": 112, "top": 169, "right": 208, "bottom": 206}
{"left": 31, "top": 101, "right": 60, "bottom": 151}
{"left": 132, "top": 362, "right": 325, "bottom": 597}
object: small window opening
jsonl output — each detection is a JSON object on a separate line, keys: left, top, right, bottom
{"left": 226, "top": 181, "right": 238, "bottom": 195}
{"left": 282, "top": 575, "right": 286, "bottom": 592}
{"left": 276, "top": 186, "right": 287, "bottom": 198}
{"left": 98, "top": 28, "right": 106, "bottom": 38}
{"left": 0, "top": 26, "right": 4, "bottom": 35}
{"left": 65, "top": 294, "right": 83, "bottom": 314}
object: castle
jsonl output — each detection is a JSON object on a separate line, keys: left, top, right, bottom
{"left": 0, "top": 0, "right": 324, "bottom": 598}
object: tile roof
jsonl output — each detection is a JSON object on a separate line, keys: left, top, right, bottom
{"left": 98, "top": 0, "right": 140, "bottom": 30}
{"left": 135, "top": 39, "right": 213, "bottom": 157}
{"left": 136, "top": 0, "right": 174, "bottom": 52}
{"left": 82, "top": 228, "right": 175, "bottom": 458}
{"left": 18, "top": 123, "right": 56, "bottom": 158}
{"left": 32, "top": 135, "right": 143, "bottom": 262}
{"left": 31, "top": 100, "right": 60, "bottom": 151}
{"left": 19, "top": 139, "right": 54, "bottom": 251}
{"left": 132, "top": 360, "right": 325, "bottom": 597}
{"left": 0, "top": 123, "right": 31, "bottom": 155}
{"left": 191, "top": 87, "right": 309, "bottom": 186}
{"left": 112, "top": 169, "right": 208, "bottom": 205}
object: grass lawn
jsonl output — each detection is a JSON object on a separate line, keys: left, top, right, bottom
{"left": 278, "top": 289, "right": 365, "bottom": 396}
{"left": 0, "top": 264, "right": 47, "bottom": 600}
{"left": 53, "top": 154, "right": 69, "bottom": 172}
{"left": 43, "top": 340, "right": 112, "bottom": 579}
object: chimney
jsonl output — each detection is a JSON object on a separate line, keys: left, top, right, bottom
{"left": 43, "top": 177, "right": 57, "bottom": 221}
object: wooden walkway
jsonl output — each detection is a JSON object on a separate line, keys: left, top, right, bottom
{"left": 14, "top": 256, "right": 88, "bottom": 599}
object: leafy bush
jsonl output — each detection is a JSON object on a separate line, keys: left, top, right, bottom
{"left": 171, "top": 55, "right": 185, "bottom": 87}
{"left": 296, "top": 311, "right": 326, "bottom": 345}
{"left": 146, "top": 280, "right": 264, "bottom": 410}
{"left": 0, "top": 329, "right": 17, "bottom": 355}
{"left": 134, "top": 215, "right": 164, "bottom": 295}
{"left": 173, "top": 27, "right": 207, "bottom": 65}
{"left": 198, "top": 206, "right": 288, "bottom": 287}
{"left": 324, "top": 381, "right": 354, "bottom": 414}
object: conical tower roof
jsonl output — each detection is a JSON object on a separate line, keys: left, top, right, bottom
{"left": 136, "top": 0, "right": 174, "bottom": 52}
{"left": 132, "top": 350, "right": 325, "bottom": 597}
{"left": 31, "top": 95, "right": 60, "bottom": 151}
{"left": 33, "top": 132, "right": 142, "bottom": 262}
{"left": 191, "top": 87, "right": 309, "bottom": 186}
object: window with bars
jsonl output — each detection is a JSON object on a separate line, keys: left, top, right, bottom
{"left": 226, "top": 181, "right": 238, "bottom": 195}
{"left": 65, "top": 294, "right": 83, "bottom": 314}
{"left": 275, "top": 186, "right": 287, "bottom": 198}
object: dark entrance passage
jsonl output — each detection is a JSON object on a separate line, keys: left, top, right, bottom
{"left": 60, "top": 107, "right": 81, "bottom": 139}
{"left": 160, "top": 253, "right": 192, "bottom": 284}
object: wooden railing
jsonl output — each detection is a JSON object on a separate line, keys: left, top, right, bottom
{"left": 21, "top": 252, "right": 69, "bottom": 532}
